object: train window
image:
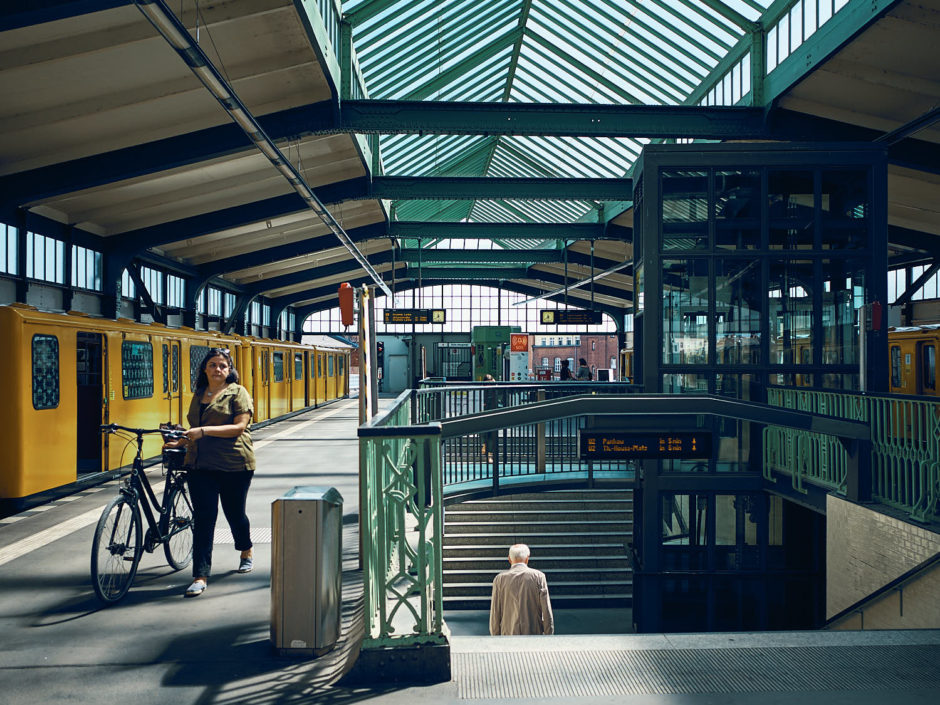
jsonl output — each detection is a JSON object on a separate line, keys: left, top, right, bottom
{"left": 190, "top": 345, "right": 210, "bottom": 392}
{"left": 261, "top": 350, "right": 269, "bottom": 383}
{"left": 122, "top": 340, "right": 154, "bottom": 399}
{"left": 273, "top": 352, "right": 284, "bottom": 382}
{"left": 890, "top": 346, "right": 902, "bottom": 388}
{"left": 317, "top": 355, "right": 322, "bottom": 377}
{"left": 171, "top": 346, "right": 179, "bottom": 393}
{"left": 294, "top": 353, "right": 303, "bottom": 380}
{"left": 328, "top": 355, "right": 334, "bottom": 376}
{"left": 32, "top": 334, "right": 59, "bottom": 410}
{"left": 338, "top": 356, "right": 344, "bottom": 375}
{"left": 923, "top": 345, "right": 936, "bottom": 391}
{"left": 162, "top": 345, "right": 169, "bottom": 394}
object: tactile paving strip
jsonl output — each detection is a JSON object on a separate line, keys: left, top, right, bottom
{"left": 454, "top": 645, "right": 940, "bottom": 699}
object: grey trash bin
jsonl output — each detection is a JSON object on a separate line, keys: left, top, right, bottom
{"left": 271, "top": 486, "right": 343, "bottom": 656}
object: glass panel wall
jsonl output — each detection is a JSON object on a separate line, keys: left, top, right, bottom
{"left": 635, "top": 144, "right": 886, "bottom": 402}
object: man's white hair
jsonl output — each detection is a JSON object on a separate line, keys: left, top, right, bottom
{"left": 508, "top": 544, "right": 530, "bottom": 562}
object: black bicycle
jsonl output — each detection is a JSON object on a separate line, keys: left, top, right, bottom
{"left": 91, "top": 423, "right": 194, "bottom": 603}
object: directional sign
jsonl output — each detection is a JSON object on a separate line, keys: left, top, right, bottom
{"left": 383, "top": 309, "right": 447, "bottom": 324}
{"left": 578, "top": 431, "right": 712, "bottom": 460}
{"left": 541, "top": 309, "right": 603, "bottom": 325}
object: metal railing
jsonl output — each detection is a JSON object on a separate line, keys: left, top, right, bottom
{"left": 359, "top": 391, "right": 444, "bottom": 647}
{"left": 359, "top": 390, "right": 868, "bottom": 646}
{"left": 416, "top": 382, "right": 643, "bottom": 492}
{"left": 767, "top": 387, "right": 940, "bottom": 522}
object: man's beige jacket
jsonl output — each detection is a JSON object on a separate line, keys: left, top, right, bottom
{"left": 489, "top": 562, "right": 554, "bottom": 635}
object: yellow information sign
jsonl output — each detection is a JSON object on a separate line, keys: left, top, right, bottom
{"left": 383, "top": 309, "right": 447, "bottom": 324}
{"left": 579, "top": 431, "right": 711, "bottom": 459}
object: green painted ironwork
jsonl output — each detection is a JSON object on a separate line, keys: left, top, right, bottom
{"left": 767, "top": 388, "right": 940, "bottom": 522}
{"left": 360, "top": 396, "right": 446, "bottom": 647}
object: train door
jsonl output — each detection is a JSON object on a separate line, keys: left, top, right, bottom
{"left": 316, "top": 352, "right": 326, "bottom": 405}
{"left": 293, "top": 352, "right": 305, "bottom": 409}
{"left": 326, "top": 353, "right": 336, "bottom": 399}
{"left": 306, "top": 351, "right": 315, "bottom": 406}
{"left": 162, "top": 341, "right": 182, "bottom": 425}
{"left": 256, "top": 347, "right": 271, "bottom": 422}
{"left": 76, "top": 332, "right": 105, "bottom": 474}
{"left": 890, "top": 344, "right": 902, "bottom": 393}
{"left": 918, "top": 341, "right": 937, "bottom": 396}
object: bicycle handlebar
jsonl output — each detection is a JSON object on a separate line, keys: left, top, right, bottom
{"left": 99, "top": 423, "right": 186, "bottom": 441}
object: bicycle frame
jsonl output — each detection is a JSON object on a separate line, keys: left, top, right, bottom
{"left": 111, "top": 426, "right": 188, "bottom": 551}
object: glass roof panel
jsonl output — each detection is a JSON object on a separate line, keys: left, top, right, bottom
{"left": 345, "top": 0, "right": 775, "bottom": 263}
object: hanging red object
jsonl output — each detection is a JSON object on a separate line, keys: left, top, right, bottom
{"left": 338, "top": 283, "right": 354, "bottom": 326}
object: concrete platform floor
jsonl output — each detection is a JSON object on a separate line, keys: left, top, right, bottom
{"left": 1, "top": 398, "right": 939, "bottom": 704}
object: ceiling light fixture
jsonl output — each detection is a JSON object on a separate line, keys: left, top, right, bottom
{"left": 135, "top": 0, "right": 392, "bottom": 296}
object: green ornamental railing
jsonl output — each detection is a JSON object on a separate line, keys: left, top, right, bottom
{"left": 767, "top": 388, "right": 940, "bottom": 522}
{"left": 359, "top": 393, "right": 445, "bottom": 648}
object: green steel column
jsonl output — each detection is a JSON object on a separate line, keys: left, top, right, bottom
{"left": 340, "top": 19, "right": 353, "bottom": 102}
{"left": 750, "top": 25, "right": 765, "bottom": 107}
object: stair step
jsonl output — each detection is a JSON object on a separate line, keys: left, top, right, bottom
{"left": 445, "top": 531, "right": 633, "bottom": 546}
{"left": 446, "top": 520, "right": 631, "bottom": 534}
{"left": 446, "top": 509, "right": 632, "bottom": 522}
{"left": 444, "top": 580, "right": 633, "bottom": 597}
{"left": 443, "top": 556, "right": 630, "bottom": 571}
{"left": 444, "top": 594, "right": 633, "bottom": 610}
{"left": 443, "top": 543, "right": 629, "bottom": 557}
{"left": 444, "top": 568, "right": 630, "bottom": 583}
{"left": 459, "top": 499, "right": 633, "bottom": 511}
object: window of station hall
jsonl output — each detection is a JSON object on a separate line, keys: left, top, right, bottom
{"left": 302, "top": 284, "right": 617, "bottom": 334}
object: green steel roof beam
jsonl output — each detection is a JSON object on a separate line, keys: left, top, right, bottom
{"left": 399, "top": 249, "right": 564, "bottom": 264}
{"left": 404, "top": 27, "right": 523, "bottom": 101}
{"left": 404, "top": 266, "right": 532, "bottom": 280}
{"left": 689, "top": 0, "right": 759, "bottom": 31}
{"left": 525, "top": 31, "right": 645, "bottom": 105}
{"left": 590, "top": 0, "right": 718, "bottom": 71}
{"left": 389, "top": 222, "right": 612, "bottom": 242}
{"left": 544, "top": 7, "right": 692, "bottom": 95}
{"left": 510, "top": 54, "right": 615, "bottom": 106}
{"left": 498, "top": 138, "right": 574, "bottom": 177}
{"left": 363, "top": 4, "right": 515, "bottom": 94}
{"left": 393, "top": 199, "right": 475, "bottom": 222}
{"left": 501, "top": 0, "right": 534, "bottom": 102}
{"left": 387, "top": 135, "right": 497, "bottom": 177}
{"left": 344, "top": 0, "right": 404, "bottom": 28}
{"left": 683, "top": 32, "right": 752, "bottom": 106}
{"left": 375, "top": 176, "right": 632, "bottom": 201}
{"left": 642, "top": 0, "right": 736, "bottom": 52}
{"left": 530, "top": 5, "right": 689, "bottom": 100}
{"left": 340, "top": 100, "right": 769, "bottom": 139}
{"left": 537, "top": 7, "right": 691, "bottom": 100}
{"left": 761, "top": 0, "right": 901, "bottom": 107}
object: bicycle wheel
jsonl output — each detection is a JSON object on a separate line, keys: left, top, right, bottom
{"left": 91, "top": 494, "right": 142, "bottom": 604}
{"left": 161, "top": 480, "right": 193, "bottom": 571}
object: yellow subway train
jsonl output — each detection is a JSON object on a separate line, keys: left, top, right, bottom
{"left": 0, "top": 304, "right": 350, "bottom": 513}
{"left": 888, "top": 325, "right": 940, "bottom": 396}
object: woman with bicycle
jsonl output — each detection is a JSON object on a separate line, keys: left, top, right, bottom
{"left": 166, "top": 348, "right": 255, "bottom": 598}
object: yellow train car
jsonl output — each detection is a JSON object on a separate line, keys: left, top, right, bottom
{"left": 888, "top": 325, "right": 940, "bottom": 396}
{"left": 314, "top": 350, "right": 328, "bottom": 405}
{"left": 0, "top": 304, "right": 350, "bottom": 513}
{"left": 620, "top": 348, "right": 633, "bottom": 382}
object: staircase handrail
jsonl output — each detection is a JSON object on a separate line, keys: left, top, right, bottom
{"left": 825, "top": 550, "right": 940, "bottom": 628}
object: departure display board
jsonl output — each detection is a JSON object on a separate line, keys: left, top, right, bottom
{"left": 540, "top": 309, "right": 603, "bottom": 325}
{"left": 383, "top": 308, "right": 446, "bottom": 324}
{"left": 579, "top": 431, "right": 712, "bottom": 459}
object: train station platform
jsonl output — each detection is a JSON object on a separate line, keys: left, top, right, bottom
{"left": 2, "top": 398, "right": 939, "bottom": 704}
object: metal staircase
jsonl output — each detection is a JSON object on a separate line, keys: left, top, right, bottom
{"left": 442, "top": 489, "right": 634, "bottom": 609}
